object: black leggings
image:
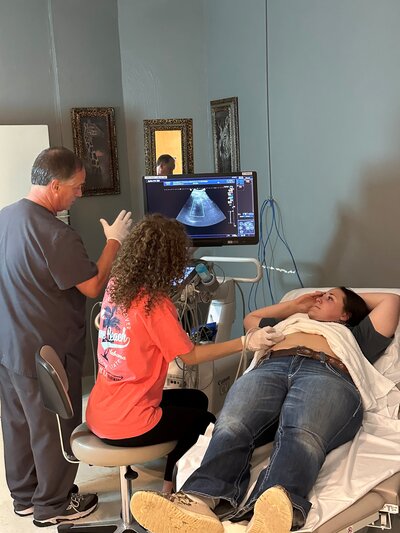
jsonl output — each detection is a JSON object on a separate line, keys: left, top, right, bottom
{"left": 101, "top": 388, "right": 216, "bottom": 481}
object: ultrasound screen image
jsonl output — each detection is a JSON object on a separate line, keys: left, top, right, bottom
{"left": 177, "top": 188, "right": 226, "bottom": 227}
{"left": 143, "top": 173, "right": 258, "bottom": 246}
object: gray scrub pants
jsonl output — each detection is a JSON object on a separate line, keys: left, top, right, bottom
{"left": 0, "top": 360, "right": 81, "bottom": 520}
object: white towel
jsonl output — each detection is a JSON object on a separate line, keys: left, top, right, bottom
{"left": 245, "top": 313, "right": 400, "bottom": 415}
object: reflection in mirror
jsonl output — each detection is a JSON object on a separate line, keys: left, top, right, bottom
{"left": 155, "top": 130, "right": 181, "bottom": 173}
{"left": 144, "top": 118, "right": 193, "bottom": 175}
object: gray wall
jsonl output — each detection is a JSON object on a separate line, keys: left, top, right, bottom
{"left": 202, "top": 0, "right": 269, "bottom": 311}
{"left": 198, "top": 0, "right": 269, "bottom": 335}
{"left": 118, "top": 0, "right": 211, "bottom": 219}
{"left": 0, "top": 0, "right": 131, "bottom": 254}
{"left": 202, "top": 0, "right": 400, "bottom": 306}
{"left": 268, "top": 0, "right": 400, "bottom": 291}
{"left": 50, "top": 0, "right": 131, "bottom": 258}
{"left": 0, "top": 1, "right": 58, "bottom": 134}
{"left": 0, "top": 0, "right": 131, "bottom": 373}
{"left": 1, "top": 0, "right": 399, "bottom": 358}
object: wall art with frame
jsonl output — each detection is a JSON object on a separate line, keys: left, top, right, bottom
{"left": 210, "top": 97, "right": 240, "bottom": 173}
{"left": 71, "top": 107, "right": 120, "bottom": 196}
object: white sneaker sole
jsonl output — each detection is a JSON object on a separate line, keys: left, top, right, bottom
{"left": 14, "top": 506, "right": 34, "bottom": 517}
{"left": 246, "top": 486, "right": 293, "bottom": 533}
{"left": 131, "top": 491, "right": 224, "bottom": 533}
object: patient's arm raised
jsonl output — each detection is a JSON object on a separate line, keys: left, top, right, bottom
{"left": 360, "top": 292, "right": 400, "bottom": 338}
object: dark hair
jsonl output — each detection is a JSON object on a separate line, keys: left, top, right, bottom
{"left": 31, "top": 147, "right": 83, "bottom": 185}
{"left": 108, "top": 214, "right": 191, "bottom": 314}
{"left": 156, "top": 154, "right": 175, "bottom": 167}
{"left": 339, "top": 287, "right": 369, "bottom": 327}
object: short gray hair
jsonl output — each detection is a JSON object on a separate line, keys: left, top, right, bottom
{"left": 31, "top": 147, "right": 83, "bottom": 185}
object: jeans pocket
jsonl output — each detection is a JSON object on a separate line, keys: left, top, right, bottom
{"left": 325, "top": 362, "right": 360, "bottom": 396}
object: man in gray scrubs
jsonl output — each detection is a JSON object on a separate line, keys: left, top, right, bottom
{"left": 0, "top": 147, "right": 132, "bottom": 527}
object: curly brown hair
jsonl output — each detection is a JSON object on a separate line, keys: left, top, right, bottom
{"left": 108, "top": 214, "right": 192, "bottom": 314}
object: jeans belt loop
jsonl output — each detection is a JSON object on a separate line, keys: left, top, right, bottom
{"left": 319, "top": 351, "right": 326, "bottom": 364}
{"left": 254, "top": 350, "right": 271, "bottom": 369}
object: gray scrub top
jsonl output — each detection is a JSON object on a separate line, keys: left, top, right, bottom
{"left": 0, "top": 199, "right": 98, "bottom": 377}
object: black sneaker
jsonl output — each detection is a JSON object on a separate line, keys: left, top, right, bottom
{"left": 33, "top": 493, "right": 98, "bottom": 527}
{"left": 14, "top": 484, "right": 79, "bottom": 517}
{"left": 69, "top": 483, "right": 79, "bottom": 496}
{"left": 14, "top": 503, "right": 34, "bottom": 517}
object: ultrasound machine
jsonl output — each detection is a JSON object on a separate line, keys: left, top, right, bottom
{"left": 142, "top": 171, "right": 262, "bottom": 414}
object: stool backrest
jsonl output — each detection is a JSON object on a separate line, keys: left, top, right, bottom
{"left": 35, "top": 345, "right": 74, "bottom": 420}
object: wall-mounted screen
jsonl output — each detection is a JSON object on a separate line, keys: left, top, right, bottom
{"left": 143, "top": 171, "right": 258, "bottom": 247}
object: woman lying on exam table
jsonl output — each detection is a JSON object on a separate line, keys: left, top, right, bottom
{"left": 131, "top": 287, "right": 400, "bottom": 533}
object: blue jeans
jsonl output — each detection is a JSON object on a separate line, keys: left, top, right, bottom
{"left": 181, "top": 355, "right": 363, "bottom": 528}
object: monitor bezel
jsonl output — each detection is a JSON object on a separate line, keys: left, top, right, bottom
{"left": 142, "top": 171, "right": 259, "bottom": 247}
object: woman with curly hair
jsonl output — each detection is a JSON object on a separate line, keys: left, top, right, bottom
{"left": 86, "top": 214, "right": 276, "bottom": 493}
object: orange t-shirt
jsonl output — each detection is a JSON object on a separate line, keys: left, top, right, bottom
{"left": 86, "top": 289, "right": 194, "bottom": 439}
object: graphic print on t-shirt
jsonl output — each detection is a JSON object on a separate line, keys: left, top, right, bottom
{"left": 98, "top": 304, "right": 131, "bottom": 381}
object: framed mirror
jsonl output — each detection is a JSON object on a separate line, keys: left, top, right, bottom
{"left": 143, "top": 118, "right": 194, "bottom": 175}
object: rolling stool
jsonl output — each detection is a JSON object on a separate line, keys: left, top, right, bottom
{"left": 36, "top": 345, "right": 177, "bottom": 533}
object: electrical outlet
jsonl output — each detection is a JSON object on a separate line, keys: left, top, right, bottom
{"left": 165, "top": 376, "right": 185, "bottom": 389}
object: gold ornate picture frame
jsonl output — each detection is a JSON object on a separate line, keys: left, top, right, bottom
{"left": 71, "top": 107, "right": 120, "bottom": 196}
{"left": 210, "top": 97, "right": 240, "bottom": 173}
{"left": 143, "top": 118, "right": 194, "bottom": 175}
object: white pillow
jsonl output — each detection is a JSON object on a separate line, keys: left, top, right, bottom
{"left": 280, "top": 287, "right": 400, "bottom": 384}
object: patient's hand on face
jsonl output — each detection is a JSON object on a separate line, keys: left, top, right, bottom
{"left": 294, "top": 291, "right": 324, "bottom": 314}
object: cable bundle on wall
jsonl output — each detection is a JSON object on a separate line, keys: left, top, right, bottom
{"left": 248, "top": 0, "right": 303, "bottom": 309}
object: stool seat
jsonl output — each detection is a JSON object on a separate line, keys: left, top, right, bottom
{"left": 71, "top": 423, "right": 177, "bottom": 467}
{"left": 36, "top": 346, "right": 178, "bottom": 532}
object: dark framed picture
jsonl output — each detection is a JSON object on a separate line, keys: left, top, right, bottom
{"left": 210, "top": 97, "right": 240, "bottom": 173}
{"left": 143, "top": 118, "right": 194, "bottom": 175}
{"left": 71, "top": 107, "right": 120, "bottom": 196}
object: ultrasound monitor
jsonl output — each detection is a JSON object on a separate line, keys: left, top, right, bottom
{"left": 143, "top": 171, "right": 259, "bottom": 247}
